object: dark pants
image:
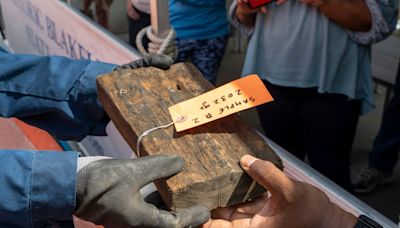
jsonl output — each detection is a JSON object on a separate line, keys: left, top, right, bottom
{"left": 370, "top": 61, "right": 400, "bottom": 174}
{"left": 257, "top": 81, "right": 361, "bottom": 190}
{"left": 175, "top": 35, "right": 228, "bottom": 85}
{"left": 127, "top": 7, "right": 150, "bottom": 50}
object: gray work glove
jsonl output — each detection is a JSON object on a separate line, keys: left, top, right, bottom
{"left": 114, "top": 54, "right": 174, "bottom": 71}
{"left": 74, "top": 155, "right": 210, "bottom": 228}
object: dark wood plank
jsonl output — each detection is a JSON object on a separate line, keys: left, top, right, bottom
{"left": 97, "top": 63, "right": 283, "bottom": 210}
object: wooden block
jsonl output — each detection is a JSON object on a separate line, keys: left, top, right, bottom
{"left": 97, "top": 63, "right": 283, "bottom": 210}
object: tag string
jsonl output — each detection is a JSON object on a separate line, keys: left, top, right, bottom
{"left": 134, "top": 115, "right": 186, "bottom": 158}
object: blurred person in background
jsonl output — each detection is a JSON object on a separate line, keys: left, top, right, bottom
{"left": 126, "top": 0, "right": 151, "bottom": 50}
{"left": 82, "top": 0, "right": 113, "bottom": 29}
{"left": 169, "top": 0, "right": 230, "bottom": 84}
{"left": 230, "top": 0, "right": 398, "bottom": 190}
{"left": 353, "top": 60, "right": 400, "bottom": 193}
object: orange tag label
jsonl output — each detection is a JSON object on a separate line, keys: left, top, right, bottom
{"left": 168, "top": 75, "right": 274, "bottom": 132}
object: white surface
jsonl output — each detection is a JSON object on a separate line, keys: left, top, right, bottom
{"left": 371, "top": 34, "right": 400, "bottom": 85}
{"left": 97, "top": 122, "right": 396, "bottom": 227}
{"left": 0, "top": 0, "right": 138, "bottom": 63}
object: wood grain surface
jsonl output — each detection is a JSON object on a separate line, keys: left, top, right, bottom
{"left": 97, "top": 63, "right": 283, "bottom": 210}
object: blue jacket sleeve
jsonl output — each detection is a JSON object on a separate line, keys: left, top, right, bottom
{"left": 0, "top": 150, "right": 79, "bottom": 227}
{"left": 0, "top": 47, "right": 116, "bottom": 141}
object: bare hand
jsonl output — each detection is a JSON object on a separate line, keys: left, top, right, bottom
{"left": 237, "top": 0, "right": 268, "bottom": 15}
{"left": 237, "top": 0, "right": 288, "bottom": 15}
{"left": 203, "top": 155, "right": 357, "bottom": 228}
{"left": 127, "top": 0, "right": 140, "bottom": 20}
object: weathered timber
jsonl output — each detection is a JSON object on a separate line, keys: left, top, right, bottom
{"left": 96, "top": 63, "right": 283, "bottom": 210}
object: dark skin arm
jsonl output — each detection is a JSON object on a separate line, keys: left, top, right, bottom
{"left": 302, "top": 0, "right": 372, "bottom": 31}
{"left": 235, "top": 0, "right": 372, "bottom": 31}
{"left": 236, "top": 0, "right": 260, "bottom": 27}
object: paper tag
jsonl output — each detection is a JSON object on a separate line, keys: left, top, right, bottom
{"left": 168, "top": 74, "right": 274, "bottom": 132}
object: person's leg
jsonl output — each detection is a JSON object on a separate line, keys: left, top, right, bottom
{"left": 128, "top": 8, "right": 150, "bottom": 50}
{"left": 369, "top": 69, "right": 400, "bottom": 174}
{"left": 95, "top": 0, "right": 110, "bottom": 29}
{"left": 190, "top": 36, "right": 228, "bottom": 84}
{"left": 175, "top": 39, "right": 196, "bottom": 63}
{"left": 257, "top": 81, "right": 307, "bottom": 160}
{"left": 353, "top": 62, "right": 400, "bottom": 193}
{"left": 302, "top": 91, "right": 361, "bottom": 190}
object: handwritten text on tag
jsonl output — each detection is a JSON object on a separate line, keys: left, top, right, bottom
{"left": 168, "top": 75, "right": 274, "bottom": 132}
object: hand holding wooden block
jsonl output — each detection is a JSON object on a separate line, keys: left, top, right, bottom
{"left": 96, "top": 63, "right": 283, "bottom": 210}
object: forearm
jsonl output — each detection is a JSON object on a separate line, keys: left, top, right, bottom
{"left": 236, "top": 6, "right": 257, "bottom": 27}
{"left": 316, "top": 0, "right": 372, "bottom": 31}
{"left": 0, "top": 48, "right": 115, "bottom": 140}
{"left": 229, "top": 2, "right": 256, "bottom": 36}
{"left": 0, "top": 150, "right": 78, "bottom": 227}
{"left": 347, "top": 0, "right": 398, "bottom": 44}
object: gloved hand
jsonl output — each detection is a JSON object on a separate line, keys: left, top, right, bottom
{"left": 74, "top": 154, "right": 210, "bottom": 228}
{"left": 114, "top": 54, "right": 174, "bottom": 71}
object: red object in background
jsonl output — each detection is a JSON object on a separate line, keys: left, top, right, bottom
{"left": 14, "top": 119, "right": 63, "bottom": 151}
{"left": 0, "top": 118, "right": 62, "bottom": 151}
{"left": 248, "top": 0, "right": 274, "bottom": 8}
